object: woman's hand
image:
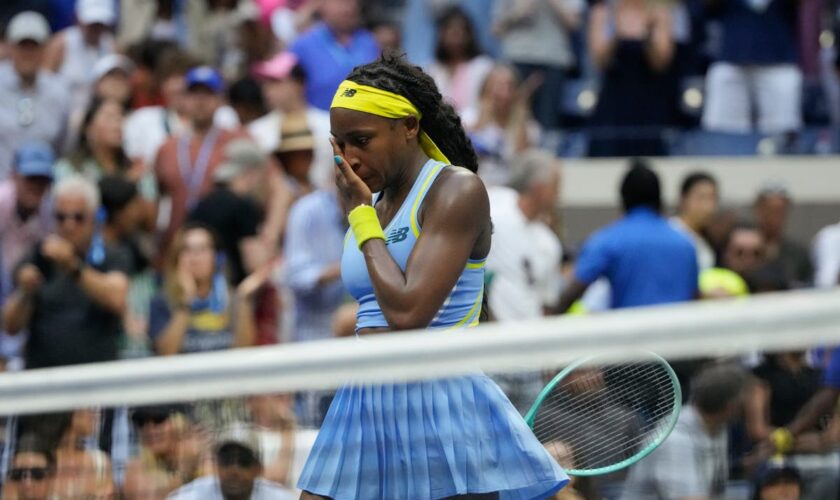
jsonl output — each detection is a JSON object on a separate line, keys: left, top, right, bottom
{"left": 331, "top": 138, "right": 372, "bottom": 213}
{"left": 177, "top": 254, "right": 197, "bottom": 304}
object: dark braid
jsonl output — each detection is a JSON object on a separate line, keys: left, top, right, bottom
{"left": 346, "top": 53, "right": 479, "bottom": 172}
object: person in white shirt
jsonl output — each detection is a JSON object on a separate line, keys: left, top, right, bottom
{"left": 486, "top": 148, "right": 562, "bottom": 411}
{"left": 168, "top": 424, "right": 295, "bottom": 500}
{"left": 671, "top": 171, "right": 719, "bottom": 272}
{"left": 812, "top": 220, "right": 840, "bottom": 288}
{"left": 248, "top": 51, "right": 332, "bottom": 191}
{"left": 621, "top": 363, "right": 749, "bottom": 500}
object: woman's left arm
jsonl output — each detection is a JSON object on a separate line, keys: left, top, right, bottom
{"left": 646, "top": 6, "right": 675, "bottom": 72}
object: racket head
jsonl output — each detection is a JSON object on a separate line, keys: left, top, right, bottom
{"left": 525, "top": 352, "right": 682, "bottom": 477}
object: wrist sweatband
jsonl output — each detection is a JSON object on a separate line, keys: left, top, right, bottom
{"left": 348, "top": 205, "right": 385, "bottom": 249}
{"left": 770, "top": 428, "right": 795, "bottom": 454}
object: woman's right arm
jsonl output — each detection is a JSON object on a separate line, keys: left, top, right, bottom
{"left": 744, "top": 378, "right": 772, "bottom": 441}
{"left": 152, "top": 300, "right": 191, "bottom": 356}
{"left": 588, "top": 4, "right": 615, "bottom": 70}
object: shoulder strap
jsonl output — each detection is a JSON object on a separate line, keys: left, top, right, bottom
{"left": 409, "top": 161, "right": 448, "bottom": 237}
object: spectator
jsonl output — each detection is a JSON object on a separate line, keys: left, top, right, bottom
{"left": 273, "top": 114, "right": 319, "bottom": 199}
{"left": 228, "top": 77, "right": 268, "bottom": 127}
{"left": 99, "top": 176, "right": 156, "bottom": 357}
{"left": 751, "top": 464, "right": 803, "bottom": 500}
{"left": 702, "top": 0, "right": 801, "bottom": 133}
{"left": 249, "top": 51, "right": 333, "bottom": 190}
{"left": 486, "top": 149, "right": 562, "bottom": 322}
{"left": 52, "top": 410, "right": 114, "bottom": 500}
{"left": 2, "top": 175, "right": 129, "bottom": 368}
{"left": 427, "top": 6, "right": 494, "bottom": 114}
{"left": 148, "top": 222, "right": 264, "bottom": 355}
{"left": 56, "top": 98, "right": 157, "bottom": 203}
{"left": 247, "top": 394, "right": 318, "bottom": 488}
{"left": 186, "top": 0, "right": 245, "bottom": 78}
{"left": 720, "top": 223, "right": 768, "bottom": 282}
{"left": 753, "top": 185, "right": 813, "bottom": 287}
{"left": 44, "top": 0, "right": 117, "bottom": 125}
{"left": 587, "top": 0, "right": 676, "bottom": 157}
{"left": 167, "top": 424, "right": 295, "bottom": 499}
{"left": 189, "top": 139, "right": 270, "bottom": 285}
{"left": 369, "top": 18, "right": 402, "bottom": 54}
{"left": 553, "top": 160, "right": 698, "bottom": 312}
{"left": 671, "top": 171, "right": 719, "bottom": 271}
{"left": 620, "top": 363, "right": 749, "bottom": 500}
{"left": 812, "top": 218, "right": 840, "bottom": 288}
{"left": 123, "top": 405, "right": 205, "bottom": 499}
{"left": 1, "top": 434, "right": 55, "bottom": 500}
{"left": 90, "top": 54, "right": 136, "bottom": 108}
{"left": 493, "top": 0, "right": 583, "bottom": 134}
{"left": 289, "top": 0, "right": 379, "bottom": 110}
{"left": 117, "top": 0, "right": 188, "bottom": 48}
{"left": 155, "top": 66, "right": 248, "bottom": 258}
{"left": 0, "top": 142, "right": 54, "bottom": 303}
{"left": 0, "top": 11, "right": 70, "bottom": 178}
{"left": 464, "top": 64, "right": 542, "bottom": 185}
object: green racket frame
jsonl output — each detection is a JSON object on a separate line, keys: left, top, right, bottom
{"left": 524, "top": 352, "right": 683, "bottom": 476}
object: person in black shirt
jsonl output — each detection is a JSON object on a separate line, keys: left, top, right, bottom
{"left": 2, "top": 175, "right": 130, "bottom": 368}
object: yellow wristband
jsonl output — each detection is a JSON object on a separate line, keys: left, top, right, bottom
{"left": 770, "top": 428, "right": 795, "bottom": 454}
{"left": 348, "top": 205, "right": 385, "bottom": 249}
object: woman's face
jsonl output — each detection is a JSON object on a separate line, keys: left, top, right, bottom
{"left": 71, "top": 409, "right": 98, "bottom": 438}
{"left": 681, "top": 181, "right": 718, "bottom": 228}
{"left": 330, "top": 107, "right": 417, "bottom": 193}
{"left": 440, "top": 16, "right": 470, "bottom": 59}
{"left": 484, "top": 68, "right": 517, "bottom": 107}
{"left": 88, "top": 100, "right": 124, "bottom": 150}
{"left": 180, "top": 228, "right": 216, "bottom": 281}
{"left": 137, "top": 416, "right": 176, "bottom": 456}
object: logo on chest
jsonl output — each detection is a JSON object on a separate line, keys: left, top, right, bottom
{"left": 386, "top": 226, "right": 410, "bottom": 245}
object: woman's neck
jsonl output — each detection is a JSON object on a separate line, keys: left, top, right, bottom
{"left": 195, "top": 278, "right": 213, "bottom": 298}
{"left": 383, "top": 150, "right": 429, "bottom": 204}
{"left": 58, "top": 431, "right": 83, "bottom": 451}
{"left": 90, "top": 143, "right": 119, "bottom": 173}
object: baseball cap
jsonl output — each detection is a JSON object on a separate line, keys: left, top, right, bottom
{"left": 215, "top": 423, "right": 261, "bottom": 463}
{"left": 253, "top": 52, "right": 299, "bottom": 81}
{"left": 6, "top": 11, "right": 51, "bottom": 44}
{"left": 13, "top": 141, "right": 55, "bottom": 179}
{"left": 76, "top": 0, "right": 116, "bottom": 25}
{"left": 275, "top": 113, "right": 315, "bottom": 154}
{"left": 215, "top": 139, "right": 266, "bottom": 182}
{"left": 185, "top": 66, "right": 224, "bottom": 94}
{"left": 92, "top": 54, "right": 135, "bottom": 81}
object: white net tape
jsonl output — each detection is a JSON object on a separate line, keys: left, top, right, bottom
{"left": 1, "top": 288, "right": 839, "bottom": 415}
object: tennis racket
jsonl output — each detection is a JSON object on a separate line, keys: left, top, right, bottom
{"left": 525, "top": 352, "right": 681, "bottom": 476}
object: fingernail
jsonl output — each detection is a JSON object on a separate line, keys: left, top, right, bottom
{"left": 334, "top": 155, "right": 343, "bottom": 166}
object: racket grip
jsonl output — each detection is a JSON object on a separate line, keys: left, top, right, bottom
{"left": 770, "top": 428, "right": 795, "bottom": 454}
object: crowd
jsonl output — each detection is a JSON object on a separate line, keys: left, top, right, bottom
{"left": 0, "top": 0, "right": 838, "bottom": 499}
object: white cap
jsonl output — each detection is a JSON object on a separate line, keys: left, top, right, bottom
{"left": 92, "top": 54, "right": 135, "bottom": 81}
{"left": 76, "top": 0, "right": 116, "bottom": 25}
{"left": 6, "top": 11, "right": 51, "bottom": 44}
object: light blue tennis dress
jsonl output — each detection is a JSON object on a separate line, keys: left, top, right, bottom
{"left": 297, "top": 160, "right": 569, "bottom": 500}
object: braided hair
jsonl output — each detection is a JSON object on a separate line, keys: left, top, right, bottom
{"left": 346, "top": 52, "right": 479, "bottom": 172}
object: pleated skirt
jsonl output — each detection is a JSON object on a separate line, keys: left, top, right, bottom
{"left": 297, "top": 374, "right": 568, "bottom": 500}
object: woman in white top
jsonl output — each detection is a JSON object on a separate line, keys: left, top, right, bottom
{"left": 426, "top": 6, "right": 494, "bottom": 115}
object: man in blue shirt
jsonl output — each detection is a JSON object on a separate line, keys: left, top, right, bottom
{"left": 289, "top": 0, "right": 379, "bottom": 111}
{"left": 554, "top": 159, "right": 698, "bottom": 313}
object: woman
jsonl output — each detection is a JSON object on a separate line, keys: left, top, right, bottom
{"left": 426, "top": 6, "right": 494, "bottom": 114}
{"left": 56, "top": 98, "right": 158, "bottom": 202}
{"left": 297, "top": 54, "right": 567, "bottom": 500}
{"left": 52, "top": 410, "right": 114, "bottom": 500}
{"left": 671, "top": 172, "right": 719, "bottom": 271}
{"left": 148, "top": 222, "right": 263, "bottom": 356}
{"left": 587, "top": 0, "right": 676, "bottom": 157}
{"left": 463, "top": 63, "right": 542, "bottom": 185}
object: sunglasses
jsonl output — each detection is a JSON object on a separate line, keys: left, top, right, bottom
{"left": 8, "top": 467, "right": 48, "bottom": 481}
{"left": 734, "top": 247, "right": 764, "bottom": 258}
{"left": 132, "top": 414, "right": 170, "bottom": 428}
{"left": 53, "top": 211, "right": 88, "bottom": 224}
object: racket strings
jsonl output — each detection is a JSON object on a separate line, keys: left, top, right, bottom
{"left": 533, "top": 361, "right": 677, "bottom": 472}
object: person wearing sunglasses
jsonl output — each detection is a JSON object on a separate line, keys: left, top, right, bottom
{"left": 2, "top": 175, "right": 130, "bottom": 369}
{"left": 168, "top": 424, "right": 294, "bottom": 500}
{"left": 2, "top": 433, "right": 55, "bottom": 500}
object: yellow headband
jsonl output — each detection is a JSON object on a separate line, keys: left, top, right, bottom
{"left": 330, "top": 80, "right": 450, "bottom": 164}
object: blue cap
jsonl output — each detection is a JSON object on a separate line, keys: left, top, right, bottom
{"left": 185, "top": 66, "right": 224, "bottom": 93}
{"left": 14, "top": 141, "right": 55, "bottom": 179}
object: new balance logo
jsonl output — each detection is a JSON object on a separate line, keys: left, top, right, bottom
{"left": 342, "top": 88, "right": 357, "bottom": 98}
{"left": 386, "top": 227, "right": 410, "bottom": 245}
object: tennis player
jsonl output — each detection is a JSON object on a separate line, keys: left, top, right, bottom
{"left": 297, "top": 54, "right": 568, "bottom": 499}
